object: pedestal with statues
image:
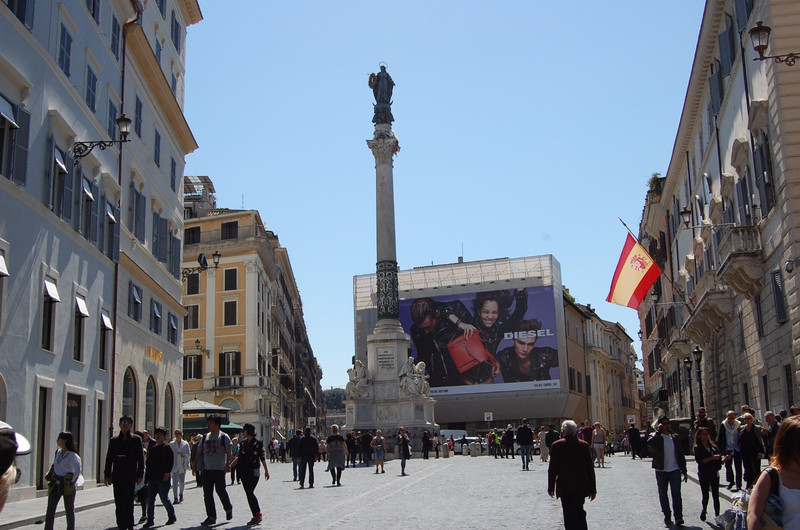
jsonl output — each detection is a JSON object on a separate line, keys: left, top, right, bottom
{"left": 344, "top": 65, "right": 437, "bottom": 451}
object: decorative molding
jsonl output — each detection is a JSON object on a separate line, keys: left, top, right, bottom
{"left": 748, "top": 99, "right": 769, "bottom": 133}
{"left": 367, "top": 137, "right": 399, "bottom": 166}
{"left": 376, "top": 260, "right": 399, "bottom": 319}
{"left": 730, "top": 137, "right": 750, "bottom": 173}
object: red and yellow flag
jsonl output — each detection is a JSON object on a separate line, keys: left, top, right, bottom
{"left": 606, "top": 234, "right": 661, "bottom": 310}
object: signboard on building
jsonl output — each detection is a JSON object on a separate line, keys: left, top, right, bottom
{"left": 398, "top": 285, "right": 560, "bottom": 396}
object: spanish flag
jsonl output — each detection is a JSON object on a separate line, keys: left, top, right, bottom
{"left": 606, "top": 234, "right": 662, "bottom": 310}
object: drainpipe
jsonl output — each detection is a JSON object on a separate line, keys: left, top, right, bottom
{"left": 109, "top": 0, "right": 143, "bottom": 438}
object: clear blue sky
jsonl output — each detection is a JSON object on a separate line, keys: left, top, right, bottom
{"left": 183, "top": 1, "right": 706, "bottom": 389}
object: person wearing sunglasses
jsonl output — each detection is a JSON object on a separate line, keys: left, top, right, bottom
{"left": 104, "top": 415, "right": 145, "bottom": 530}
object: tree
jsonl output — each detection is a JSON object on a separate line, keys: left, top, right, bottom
{"left": 324, "top": 388, "right": 347, "bottom": 410}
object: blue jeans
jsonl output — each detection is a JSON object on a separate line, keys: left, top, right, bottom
{"left": 519, "top": 445, "right": 531, "bottom": 468}
{"left": 44, "top": 480, "right": 76, "bottom": 530}
{"left": 292, "top": 457, "right": 299, "bottom": 480}
{"left": 146, "top": 478, "right": 175, "bottom": 523}
{"left": 655, "top": 469, "right": 683, "bottom": 520}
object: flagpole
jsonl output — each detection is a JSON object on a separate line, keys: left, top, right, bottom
{"left": 617, "top": 218, "right": 694, "bottom": 312}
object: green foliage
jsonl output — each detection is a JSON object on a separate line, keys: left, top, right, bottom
{"left": 324, "top": 387, "right": 347, "bottom": 410}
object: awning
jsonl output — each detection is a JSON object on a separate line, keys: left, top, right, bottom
{"left": 75, "top": 296, "right": 90, "bottom": 317}
{"left": 44, "top": 278, "right": 61, "bottom": 302}
{"left": 168, "top": 313, "right": 177, "bottom": 330}
{"left": 54, "top": 150, "right": 67, "bottom": 174}
{"left": 105, "top": 202, "right": 117, "bottom": 223}
{"left": 219, "top": 422, "right": 243, "bottom": 432}
{"left": 0, "top": 96, "right": 18, "bottom": 129}
{"left": 81, "top": 178, "right": 94, "bottom": 201}
{"left": 0, "top": 253, "right": 8, "bottom": 277}
{"left": 101, "top": 310, "right": 113, "bottom": 330}
{"left": 152, "top": 301, "right": 161, "bottom": 318}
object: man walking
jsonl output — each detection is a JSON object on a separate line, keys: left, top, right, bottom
{"left": 717, "top": 410, "right": 743, "bottom": 491}
{"left": 516, "top": 419, "right": 534, "bottom": 470}
{"left": 648, "top": 416, "right": 688, "bottom": 526}
{"left": 287, "top": 430, "right": 301, "bottom": 480}
{"left": 627, "top": 423, "right": 642, "bottom": 459}
{"left": 548, "top": 420, "right": 596, "bottom": 530}
{"left": 192, "top": 415, "right": 234, "bottom": 526}
{"left": 693, "top": 408, "right": 716, "bottom": 441}
{"left": 298, "top": 427, "right": 319, "bottom": 488}
{"left": 544, "top": 424, "right": 560, "bottom": 461}
{"left": 143, "top": 427, "right": 176, "bottom": 527}
{"left": 104, "top": 415, "right": 144, "bottom": 530}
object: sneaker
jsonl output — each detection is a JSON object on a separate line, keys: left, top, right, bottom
{"left": 139, "top": 515, "right": 148, "bottom": 524}
{"left": 142, "top": 522, "right": 154, "bottom": 529}
{"left": 173, "top": 498, "right": 179, "bottom": 504}
{"left": 664, "top": 515, "right": 672, "bottom": 526}
{"left": 700, "top": 510, "right": 706, "bottom": 521}
{"left": 299, "top": 484, "right": 304, "bottom": 489}
{"left": 676, "top": 519, "right": 684, "bottom": 526}
{"left": 166, "top": 516, "right": 177, "bottom": 525}
{"left": 201, "top": 517, "right": 216, "bottom": 526}
{"left": 179, "top": 495, "right": 183, "bottom": 503}
{"left": 225, "top": 509, "right": 233, "bottom": 521}
{"left": 247, "top": 513, "right": 263, "bottom": 525}
{"left": 731, "top": 486, "right": 741, "bottom": 492}
{"left": 309, "top": 484, "right": 314, "bottom": 488}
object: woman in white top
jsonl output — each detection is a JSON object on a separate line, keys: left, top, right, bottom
{"left": 170, "top": 429, "right": 191, "bottom": 504}
{"left": 747, "top": 416, "right": 800, "bottom": 529}
{"left": 44, "top": 431, "right": 82, "bottom": 530}
{"left": 592, "top": 422, "right": 607, "bottom": 468}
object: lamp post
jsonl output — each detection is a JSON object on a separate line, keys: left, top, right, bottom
{"left": 684, "top": 357, "right": 696, "bottom": 420}
{"left": 749, "top": 21, "right": 800, "bottom": 66}
{"left": 693, "top": 346, "right": 705, "bottom": 408}
{"left": 73, "top": 114, "right": 132, "bottom": 159}
{"left": 194, "top": 338, "right": 210, "bottom": 358}
{"left": 181, "top": 251, "right": 221, "bottom": 281}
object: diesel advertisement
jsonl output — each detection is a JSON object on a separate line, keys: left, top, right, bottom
{"left": 398, "top": 285, "right": 560, "bottom": 395}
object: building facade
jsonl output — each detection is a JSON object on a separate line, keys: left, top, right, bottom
{"left": 638, "top": 0, "right": 799, "bottom": 424}
{"left": 182, "top": 177, "right": 323, "bottom": 441}
{"left": 0, "top": 0, "right": 200, "bottom": 500}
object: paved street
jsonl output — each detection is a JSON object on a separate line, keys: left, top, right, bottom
{"left": 3, "top": 451, "right": 738, "bottom": 529}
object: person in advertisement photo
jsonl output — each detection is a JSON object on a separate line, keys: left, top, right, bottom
{"left": 402, "top": 285, "right": 559, "bottom": 393}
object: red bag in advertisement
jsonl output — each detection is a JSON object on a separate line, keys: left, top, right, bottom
{"left": 446, "top": 333, "right": 499, "bottom": 375}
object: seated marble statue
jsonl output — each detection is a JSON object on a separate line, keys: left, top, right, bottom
{"left": 346, "top": 360, "right": 371, "bottom": 398}
{"left": 399, "top": 357, "right": 429, "bottom": 397}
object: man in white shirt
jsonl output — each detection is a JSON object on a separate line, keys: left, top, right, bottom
{"left": 169, "top": 429, "right": 191, "bottom": 504}
{"left": 647, "top": 416, "right": 688, "bottom": 526}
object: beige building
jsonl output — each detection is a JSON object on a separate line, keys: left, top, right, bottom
{"left": 638, "top": 0, "right": 799, "bottom": 424}
{"left": 182, "top": 176, "right": 323, "bottom": 440}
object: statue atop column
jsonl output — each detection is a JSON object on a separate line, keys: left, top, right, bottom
{"left": 369, "top": 64, "right": 395, "bottom": 125}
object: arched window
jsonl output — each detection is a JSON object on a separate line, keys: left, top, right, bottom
{"left": 122, "top": 368, "right": 136, "bottom": 423}
{"left": 218, "top": 397, "right": 241, "bottom": 411}
{"left": 145, "top": 377, "right": 157, "bottom": 433}
{"left": 163, "top": 384, "right": 174, "bottom": 432}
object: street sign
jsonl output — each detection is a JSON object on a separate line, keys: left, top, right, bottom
{"left": 484, "top": 412, "right": 493, "bottom": 422}
{"left": 627, "top": 415, "right": 636, "bottom": 425}
{"left": 272, "top": 419, "right": 280, "bottom": 427}
{"left": 308, "top": 418, "right": 316, "bottom": 426}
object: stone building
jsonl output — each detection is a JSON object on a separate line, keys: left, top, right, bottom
{"left": 0, "top": 0, "right": 200, "bottom": 501}
{"left": 182, "top": 176, "right": 323, "bottom": 441}
{"left": 638, "top": 0, "right": 799, "bottom": 423}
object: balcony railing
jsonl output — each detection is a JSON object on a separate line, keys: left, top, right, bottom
{"left": 214, "top": 376, "right": 243, "bottom": 389}
{"left": 717, "top": 226, "right": 763, "bottom": 298}
{"left": 185, "top": 224, "right": 267, "bottom": 245}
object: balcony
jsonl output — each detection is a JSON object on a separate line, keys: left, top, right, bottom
{"left": 682, "top": 269, "right": 733, "bottom": 346}
{"left": 214, "top": 376, "right": 243, "bottom": 389}
{"left": 184, "top": 224, "right": 266, "bottom": 246}
{"left": 717, "top": 226, "right": 763, "bottom": 299}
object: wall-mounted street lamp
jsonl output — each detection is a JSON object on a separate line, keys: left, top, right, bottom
{"left": 73, "top": 114, "right": 132, "bottom": 159}
{"left": 195, "top": 338, "right": 211, "bottom": 358}
{"left": 693, "top": 346, "right": 704, "bottom": 408}
{"left": 683, "top": 356, "right": 696, "bottom": 419}
{"left": 181, "top": 251, "right": 221, "bottom": 281}
{"left": 679, "top": 204, "right": 735, "bottom": 231}
{"left": 750, "top": 21, "right": 800, "bottom": 67}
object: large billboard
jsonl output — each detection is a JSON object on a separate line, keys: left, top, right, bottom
{"left": 398, "top": 285, "right": 560, "bottom": 396}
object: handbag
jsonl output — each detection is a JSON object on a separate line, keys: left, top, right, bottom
{"left": 44, "top": 465, "right": 55, "bottom": 483}
{"left": 446, "top": 332, "right": 499, "bottom": 379}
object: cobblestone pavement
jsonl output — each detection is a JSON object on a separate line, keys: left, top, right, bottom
{"left": 3, "top": 451, "right": 738, "bottom": 529}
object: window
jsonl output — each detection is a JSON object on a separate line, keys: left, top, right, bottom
{"left": 219, "top": 351, "right": 241, "bottom": 387}
{"left": 577, "top": 370, "right": 583, "bottom": 393}
{"left": 785, "top": 364, "right": 795, "bottom": 409}
{"left": 568, "top": 367, "right": 575, "bottom": 391}
{"left": 156, "top": 0, "right": 167, "bottom": 18}
{"left": 773, "top": 270, "right": 788, "bottom": 324}
{"left": 73, "top": 295, "right": 89, "bottom": 361}
{"left": 85, "top": 0, "right": 100, "bottom": 23}
{"left": 81, "top": 177, "right": 99, "bottom": 244}
{"left": 718, "top": 14, "right": 736, "bottom": 77}
{"left": 224, "top": 268, "right": 237, "bottom": 291}
{"left": 65, "top": 393, "right": 83, "bottom": 453}
{"left": 184, "top": 305, "right": 199, "bottom": 329}
{"left": 164, "top": 384, "right": 174, "bottom": 432}
{"left": 184, "top": 226, "right": 200, "bottom": 244}
{"left": 110, "top": 15, "right": 121, "bottom": 59}
{"left": 42, "top": 278, "right": 60, "bottom": 351}
{"left": 186, "top": 273, "right": 199, "bottom": 295}
{"left": 221, "top": 221, "right": 238, "bottom": 240}
{"left": 127, "top": 281, "right": 142, "bottom": 322}
{"left": 755, "top": 293, "right": 764, "bottom": 339}
{"left": 122, "top": 367, "right": 136, "bottom": 421}
{"left": 145, "top": 377, "right": 156, "bottom": 433}
{"left": 743, "top": 383, "right": 750, "bottom": 407}
{"left": 104, "top": 201, "right": 120, "bottom": 262}
{"left": 50, "top": 145, "right": 74, "bottom": 222}
{"left": 184, "top": 355, "right": 202, "bottom": 380}
{"left": 168, "top": 234, "right": 181, "bottom": 279}
{"left": 762, "top": 374, "right": 769, "bottom": 412}
{"left": 171, "top": 73, "right": 177, "bottom": 96}
{"left": 134, "top": 96, "right": 142, "bottom": 138}
{"left": 735, "top": 0, "right": 754, "bottom": 32}
{"left": 154, "top": 129, "right": 160, "bottom": 167}
{"left": 709, "top": 60, "right": 723, "bottom": 117}
{"left": 754, "top": 133, "right": 776, "bottom": 216}
{"left": 99, "top": 310, "right": 112, "bottom": 370}
{"left": 151, "top": 212, "right": 167, "bottom": 262}
{"left": 170, "top": 10, "right": 182, "bottom": 53}
{"left": 170, "top": 158, "right": 177, "bottom": 191}
{"left": 585, "top": 374, "right": 591, "bottom": 396}
{"left": 107, "top": 101, "right": 118, "bottom": 139}
{"left": 150, "top": 299, "right": 162, "bottom": 335}
{"left": 5, "top": 0, "right": 34, "bottom": 28}
{"left": 58, "top": 23, "right": 72, "bottom": 77}
{"left": 155, "top": 40, "right": 162, "bottom": 65}
{"left": 85, "top": 66, "right": 97, "bottom": 112}
{"left": 167, "top": 313, "right": 178, "bottom": 344}
{"left": 0, "top": 94, "right": 30, "bottom": 185}
{"left": 130, "top": 184, "right": 145, "bottom": 242}
{"left": 223, "top": 300, "right": 237, "bottom": 326}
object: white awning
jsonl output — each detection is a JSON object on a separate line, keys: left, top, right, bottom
{"left": 81, "top": 178, "right": 94, "bottom": 201}
{"left": 132, "top": 286, "right": 141, "bottom": 304}
{"left": 75, "top": 296, "right": 90, "bottom": 317}
{"left": 105, "top": 202, "right": 116, "bottom": 223}
{"left": 54, "top": 150, "right": 67, "bottom": 174}
{"left": 0, "top": 253, "right": 8, "bottom": 277}
{"left": 101, "top": 310, "right": 113, "bottom": 330}
{"left": 0, "top": 96, "right": 18, "bottom": 129}
{"left": 168, "top": 313, "right": 177, "bottom": 329}
{"left": 44, "top": 278, "right": 61, "bottom": 302}
{"left": 152, "top": 301, "right": 161, "bottom": 319}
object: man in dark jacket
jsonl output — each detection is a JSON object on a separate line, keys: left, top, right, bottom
{"left": 548, "top": 420, "right": 596, "bottom": 530}
{"left": 297, "top": 427, "right": 318, "bottom": 488}
{"left": 144, "top": 427, "right": 176, "bottom": 527}
{"left": 516, "top": 418, "right": 534, "bottom": 470}
{"left": 626, "top": 423, "right": 642, "bottom": 459}
{"left": 286, "top": 431, "right": 301, "bottom": 481}
{"left": 648, "top": 416, "right": 688, "bottom": 526}
{"left": 360, "top": 430, "right": 373, "bottom": 467}
{"left": 104, "top": 415, "right": 145, "bottom": 530}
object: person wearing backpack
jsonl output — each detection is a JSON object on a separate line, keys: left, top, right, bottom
{"left": 192, "top": 415, "right": 234, "bottom": 526}
{"left": 232, "top": 423, "right": 269, "bottom": 525}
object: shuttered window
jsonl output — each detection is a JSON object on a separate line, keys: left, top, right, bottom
{"left": 772, "top": 270, "right": 788, "bottom": 324}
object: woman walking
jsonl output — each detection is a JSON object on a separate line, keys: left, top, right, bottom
{"left": 326, "top": 425, "right": 347, "bottom": 486}
{"left": 169, "top": 429, "right": 190, "bottom": 504}
{"left": 592, "top": 422, "right": 606, "bottom": 468}
{"left": 693, "top": 426, "right": 726, "bottom": 521}
{"left": 44, "top": 432, "right": 82, "bottom": 530}
{"left": 371, "top": 429, "right": 386, "bottom": 473}
{"left": 397, "top": 427, "right": 411, "bottom": 476}
{"left": 739, "top": 412, "right": 765, "bottom": 490}
{"left": 233, "top": 423, "right": 269, "bottom": 526}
